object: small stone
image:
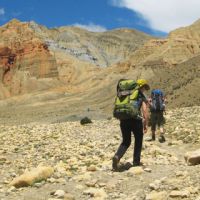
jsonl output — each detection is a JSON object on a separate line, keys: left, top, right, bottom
{"left": 144, "top": 168, "right": 152, "bottom": 173}
{"left": 54, "top": 189, "right": 65, "bottom": 198}
{"left": 7, "top": 186, "right": 16, "bottom": 192}
{"left": 87, "top": 165, "right": 97, "bottom": 172}
{"left": 146, "top": 191, "right": 168, "bottom": 200}
{"left": 34, "top": 181, "right": 45, "bottom": 188}
{"left": 0, "top": 157, "right": 7, "bottom": 165}
{"left": 127, "top": 167, "right": 144, "bottom": 176}
{"left": 64, "top": 193, "right": 75, "bottom": 200}
{"left": 85, "top": 179, "right": 97, "bottom": 187}
{"left": 48, "top": 177, "right": 56, "bottom": 183}
{"left": 98, "top": 182, "right": 106, "bottom": 187}
{"left": 184, "top": 149, "right": 200, "bottom": 165}
{"left": 83, "top": 188, "right": 107, "bottom": 199}
{"left": 169, "top": 190, "right": 190, "bottom": 198}
{"left": 149, "top": 180, "right": 162, "bottom": 191}
{"left": 75, "top": 184, "right": 84, "bottom": 190}
{"left": 10, "top": 173, "right": 17, "bottom": 178}
{"left": 175, "top": 171, "right": 188, "bottom": 177}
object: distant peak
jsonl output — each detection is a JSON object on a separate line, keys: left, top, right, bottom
{"left": 193, "top": 18, "right": 200, "bottom": 26}
{"left": 7, "top": 18, "right": 21, "bottom": 25}
{"left": 2, "top": 19, "right": 25, "bottom": 28}
{"left": 29, "top": 20, "right": 39, "bottom": 26}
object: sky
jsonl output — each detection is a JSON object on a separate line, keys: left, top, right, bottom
{"left": 0, "top": 0, "right": 200, "bottom": 37}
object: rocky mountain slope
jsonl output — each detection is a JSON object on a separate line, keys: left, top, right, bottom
{"left": 127, "top": 19, "right": 200, "bottom": 66}
{"left": 55, "top": 19, "right": 200, "bottom": 110}
{"left": 29, "top": 21, "right": 151, "bottom": 67}
{"left": 0, "top": 19, "right": 60, "bottom": 99}
{"left": 0, "top": 18, "right": 199, "bottom": 118}
{"left": 110, "top": 19, "right": 200, "bottom": 108}
{"left": 0, "top": 19, "right": 151, "bottom": 99}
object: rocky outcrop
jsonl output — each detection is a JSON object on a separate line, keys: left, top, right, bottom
{"left": 0, "top": 18, "right": 199, "bottom": 110}
{"left": 184, "top": 149, "right": 200, "bottom": 165}
{"left": 0, "top": 47, "right": 16, "bottom": 85}
{"left": 113, "top": 19, "right": 200, "bottom": 108}
{"left": 30, "top": 23, "right": 152, "bottom": 67}
{"left": 0, "top": 20, "right": 58, "bottom": 78}
{"left": 10, "top": 166, "right": 54, "bottom": 188}
{"left": 0, "top": 19, "right": 152, "bottom": 99}
{"left": 0, "top": 19, "right": 59, "bottom": 97}
{"left": 128, "top": 19, "right": 200, "bottom": 67}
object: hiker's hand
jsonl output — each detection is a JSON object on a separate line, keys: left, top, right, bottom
{"left": 143, "top": 119, "right": 147, "bottom": 133}
{"left": 143, "top": 125, "right": 147, "bottom": 133}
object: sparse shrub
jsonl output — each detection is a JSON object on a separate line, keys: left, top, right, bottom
{"left": 80, "top": 117, "right": 92, "bottom": 125}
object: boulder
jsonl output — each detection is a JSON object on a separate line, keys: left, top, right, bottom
{"left": 184, "top": 149, "right": 200, "bottom": 165}
{"left": 10, "top": 166, "right": 54, "bottom": 188}
{"left": 80, "top": 117, "right": 92, "bottom": 125}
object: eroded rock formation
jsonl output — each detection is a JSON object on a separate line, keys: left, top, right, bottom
{"left": 0, "top": 18, "right": 199, "bottom": 109}
{"left": 128, "top": 19, "right": 200, "bottom": 67}
{"left": 0, "top": 19, "right": 59, "bottom": 97}
{"left": 0, "top": 19, "right": 152, "bottom": 99}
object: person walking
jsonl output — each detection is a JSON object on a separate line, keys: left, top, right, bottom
{"left": 148, "top": 89, "right": 166, "bottom": 143}
{"left": 112, "top": 79, "right": 150, "bottom": 171}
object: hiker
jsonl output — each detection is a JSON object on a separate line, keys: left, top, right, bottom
{"left": 148, "top": 89, "right": 166, "bottom": 143}
{"left": 112, "top": 79, "right": 150, "bottom": 171}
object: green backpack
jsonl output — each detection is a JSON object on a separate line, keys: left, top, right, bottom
{"left": 113, "top": 79, "right": 140, "bottom": 120}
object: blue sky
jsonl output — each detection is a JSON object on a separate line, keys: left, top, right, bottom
{"left": 0, "top": 0, "right": 200, "bottom": 36}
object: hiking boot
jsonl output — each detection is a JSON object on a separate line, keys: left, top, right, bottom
{"left": 133, "top": 161, "right": 143, "bottom": 167}
{"left": 152, "top": 134, "right": 156, "bottom": 141}
{"left": 145, "top": 135, "right": 155, "bottom": 142}
{"left": 112, "top": 155, "right": 119, "bottom": 171}
{"left": 132, "top": 162, "right": 140, "bottom": 167}
{"left": 158, "top": 135, "right": 165, "bottom": 143}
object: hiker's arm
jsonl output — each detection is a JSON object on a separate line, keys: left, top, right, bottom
{"left": 147, "top": 98, "right": 153, "bottom": 111}
{"left": 141, "top": 101, "right": 148, "bottom": 133}
{"left": 148, "top": 98, "right": 152, "bottom": 107}
{"left": 163, "top": 96, "right": 167, "bottom": 114}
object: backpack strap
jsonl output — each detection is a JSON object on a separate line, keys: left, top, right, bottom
{"left": 117, "top": 90, "right": 132, "bottom": 98}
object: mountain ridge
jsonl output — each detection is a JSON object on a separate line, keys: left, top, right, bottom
{"left": 0, "top": 19, "right": 199, "bottom": 116}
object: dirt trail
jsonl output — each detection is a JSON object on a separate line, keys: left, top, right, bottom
{"left": 0, "top": 106, "right": 199, "bottom": 200}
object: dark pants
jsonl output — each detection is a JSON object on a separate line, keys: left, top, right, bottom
{"left": 150, "top": 111, "right": 165, "bottom": 131}
{"left": 115, "top": 118, "right": 144, "bottom": 164}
